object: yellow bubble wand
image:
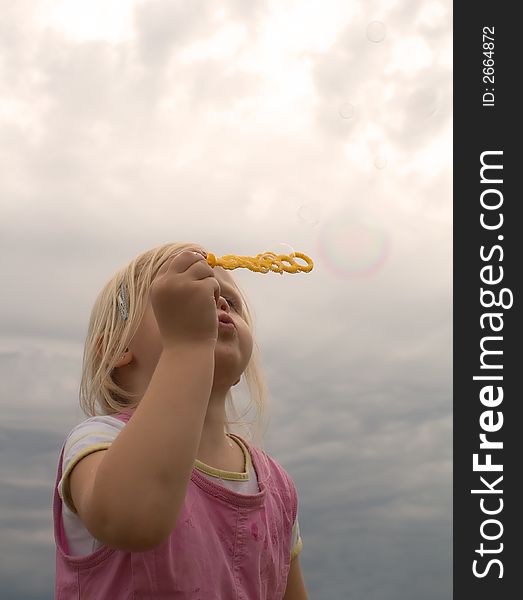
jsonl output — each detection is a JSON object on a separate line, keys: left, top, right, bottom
{"left": 206, "top": 251, "right": 314, "bottom": 274}
{"left": 117, "top": 250, "right": 313, "bottom": 321}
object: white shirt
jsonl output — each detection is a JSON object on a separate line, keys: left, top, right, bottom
{"left": 58, "top": 415, "right": 303, "bottom": 558}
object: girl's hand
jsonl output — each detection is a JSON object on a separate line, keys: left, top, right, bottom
{"left": 150, "top": 250, "right": 220, "bottom": 348}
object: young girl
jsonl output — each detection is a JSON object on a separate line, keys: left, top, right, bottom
{"left": 52, "top": 242, "right": 308, "bottom": 599}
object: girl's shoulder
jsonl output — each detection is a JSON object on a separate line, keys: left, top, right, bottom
{"left": 58, "top": 415, "right": 128, "bottom": 514}
{"left": 66, "top": 413, "right": 127, "bottom": 435}
{"left": 62, "top": 414, "right": 126, "bottom": 454}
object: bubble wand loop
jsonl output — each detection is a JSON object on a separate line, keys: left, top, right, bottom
{"left": 206, "top": 251, "right": 313, "bottom": 274}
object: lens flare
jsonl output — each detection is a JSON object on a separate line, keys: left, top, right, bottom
{"left": 315, "top": 216, "right": 391, "bottom": 278}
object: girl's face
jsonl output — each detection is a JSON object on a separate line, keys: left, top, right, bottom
{"left": 125, "top": 266, "right": 253, "bottom": 392}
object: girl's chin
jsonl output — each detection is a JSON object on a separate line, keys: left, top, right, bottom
{"left": 211, "top": 369, "right": 241, "bottom": 387}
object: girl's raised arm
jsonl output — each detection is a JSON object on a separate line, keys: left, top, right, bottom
{"left": 69, "top": 342, "right": 216, "bottom": 552}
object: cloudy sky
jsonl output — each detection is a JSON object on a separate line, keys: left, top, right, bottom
{"left": 0, "top": 0, "right": 452, "bottom": 598}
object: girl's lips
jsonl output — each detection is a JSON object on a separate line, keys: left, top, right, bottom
{"left": 218, "top": 312, "right": 234, "bottom": 325}
{"left": 219, "top": 321, "right": 235, "bottom": 330}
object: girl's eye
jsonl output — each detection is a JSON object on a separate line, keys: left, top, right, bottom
{"left": 226, "top": 298, "right": 240, "bottom": 311}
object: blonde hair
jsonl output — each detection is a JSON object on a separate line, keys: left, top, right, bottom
{"left": 79, "top": 241, "right": 271, "bottom": 448}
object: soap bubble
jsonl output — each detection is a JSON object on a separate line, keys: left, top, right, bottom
{"left": 297, "top": 203, "right": 321, "bottom": 227}
{"left": 366, "top": 21, "right": 387, "bottom": 43}
{"left": 408, "top": 88, "right": 439, "bottom": 119}
{"left": 339, "top": 102, "right": 355, "bottom": 119}
{"left": 278, "top": 241, "right": 297, "bottom": 257}
{"left": 374, "top": 155, "right": 388, "bottom": 169}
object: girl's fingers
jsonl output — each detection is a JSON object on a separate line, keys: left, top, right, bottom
{"left": 156, "top": 250, "right": 208, "bottom": 281}
{"left": 156, "top": 255, "right": 175, "bottom": 278}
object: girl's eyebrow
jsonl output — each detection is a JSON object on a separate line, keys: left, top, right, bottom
{"left": 220, "top": 281, "right": 241, "bottom": 298}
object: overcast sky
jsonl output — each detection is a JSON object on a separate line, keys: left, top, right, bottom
{"left": 1, "top": 1, "right": 452, "bottom": 598}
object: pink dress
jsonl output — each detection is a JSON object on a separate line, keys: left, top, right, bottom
{"left": 53, "top": 410, "right": 298, "bottom": 599}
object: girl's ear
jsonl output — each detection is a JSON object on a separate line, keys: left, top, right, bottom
{"left": 114, "top": 348, "right": 132, "bottom": 368}
{"left": 97, "top": 336, "right": 132, "bottom": 368}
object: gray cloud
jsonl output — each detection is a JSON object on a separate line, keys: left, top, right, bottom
{"left": 0, "top": 0, "right": 451, "bottom": 598}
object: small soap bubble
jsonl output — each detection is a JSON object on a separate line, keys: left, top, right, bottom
{"left": 297, "top": 203, "right": 321, "bottom": 227}
{"left": 339, "top": 102, "right": 355, "bottom": 119}
{"left": 408, "top": 89, "right": 439, "bottom": 119}
{"left": 374, "top": 155, "right": 387, "bottom": 169}
{"left": 278, "top": 241, "right": 297, "bottom": 257}
{"left": 366, "top": 21, "right": 387, "bottom": 43}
